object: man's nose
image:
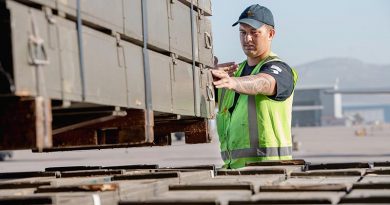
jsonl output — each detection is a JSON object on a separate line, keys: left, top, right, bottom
{"left": 244, "top": 33, "right": 253, "bottom": 42}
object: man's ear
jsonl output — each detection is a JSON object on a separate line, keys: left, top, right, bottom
{"left": 268, "top": 28, "right": 275, "bottom": 40}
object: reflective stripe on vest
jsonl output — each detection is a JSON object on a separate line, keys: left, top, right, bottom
{"left": 219, "top": 88, "right": 227, "bottom": 110}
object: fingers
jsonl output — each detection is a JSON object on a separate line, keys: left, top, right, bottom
{"left": 211, "top": 69, "right": 228, "bottom": 79}
{"left": 214, "top": 63, "right": 238, "bottom": 77}
{"left": 217, "top": 62, "right": 235, "bottom": 67}
{"left": 211, "top": 70, "right": 232, "bottom": 89}
{"left": 225, "top": 64, "right": 238, "bottom": 75}
{"left": 213, "top": 77, "right": 226, "bottom": 87}
{"left": 214, "top": 78, "right": 233, "bottom": 89}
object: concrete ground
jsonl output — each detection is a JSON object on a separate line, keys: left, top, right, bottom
{"left": 1, "top": 123, "right": 389, "bottom": 172}
{"left": 292, "top": 123, "right": 390, "bottom": 163}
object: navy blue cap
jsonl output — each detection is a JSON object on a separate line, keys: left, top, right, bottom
{"left": 232, "top": 4, "right": 274, "bottom": 29}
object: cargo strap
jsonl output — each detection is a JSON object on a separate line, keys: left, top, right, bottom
{"left": 28, "top": 10, "right": 52, "bottom": 151}
{"left": 190, "top": 0, "right": 199, "bottom": 116}
{"left": 141, "top": 0, "right": 154, "bottom": 143}
{"left": 76, "top": 0, "right": 86, "bottom": 101}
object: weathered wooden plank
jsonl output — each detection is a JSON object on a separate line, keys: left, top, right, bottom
{"left": 366, "top": 168, "right": 390, "bottom": 175}
{"left": 260, "top": 184, "right": 350, "bottom": 192}
{"left": 0, "top": 196, "right": 52, "bottom": 204}
{"left": 217, "top": 168, "right": 286, "bottom": 176}
{"left": 0, "top": 175, "right": 112, "bottom": 188}
{"left": 58, "top": 170, "right": 124, "bottom": 178}
{"left": 112, "top": 172, "right": 179, "bottom": 181}
{"left": 103, "top": 164, "right": 159, "bottom": 170}
{"left": 154, "top": 169, "right": 209, "bottom": 173}
{"left": 238, "top": 165, "right": 302, "bottom": 177}
{"left": 209, "top": 175, "right": 285, "bottom": 194}
{"left": 117, "top": 180, "right": 164, "bottom": 201}
{"left": 0, "top": 97, "right": 52, "bottom": 151}
{"left": 45, "top": 166, "right": 102, "bottom": 172}
{"left": 0, "top": 188, "right": 36, "bottom": 196}
{"left": 49, "top": 176, "right": 112, "bottom": 186}
{"left": 374, "top": 161, "right": 390, "bottom": 167}
{"left": 35, "top": 183, "right": 119, "bottom": 193}
{"left": 307, "top": 162, "right": 371, "bottom": 170}
{"left": 49, "top": 191, "right": 119, "bottom": 205}
{"left": 162, "top": 165, "right": 216, "bottom": 171}
{"left": 340, "top": 189, "right": 390, "bottom": 203}
{"left": 119, "top": 200, "right": 219, "bottom": 205}
{"left": 359, "top": 175, "right": 390, "bottom": 183}
{"left": 230, "top": 191, "right": 345, "bottom": 204}
{"left": 97, "top": 169, "right": 212, "bottom": 185}
{"left": 277, "top": 176, "right": 360, "bottom": 185}
{"left": 178, "top": 171, "right": 214, "bottom": 184}
{"left": 33, "top": 143, "right": 155, "bottom": 152}
{"left": 353, "top": 182, "right": 390, "bottom": 189}
{"left": 0, "top": 181, "right": 50, "bottom": 189}
{"left": 339, "top": 204, "right": 388, "bottom": 205}
{"left": 122, "top": 178, "right": 179, "bottom": 200}
{"left": 138, "top": 190, "right": 251, "bottom": 205}
{"left": 116, "top": 178, "right": 180, "bottom": 201}
{"left": 52, "top": 109, "right": 152, "bottom": 148}
{"left": 246, "top": 159, "right": 306, "bottom": 166}
{"left": 0, "top": 171, "right": 58, "bottom": 179}
{"left": 154, "top": 118, "right": 211, "bottom": 144}
{"left": 291, "top": 169, "right": 366, "bottom": 177}
{"left": 169, "top": 182, "right": 254, "bottom": 193}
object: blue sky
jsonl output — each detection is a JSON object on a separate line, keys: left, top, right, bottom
{"left": 211, "top": 0, "right": 390, "bottom": 67}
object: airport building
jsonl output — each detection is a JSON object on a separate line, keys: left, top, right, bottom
{"left": 292, "top": 85, "right": 343, "bottom": 127}
{"left": 292, "top": 85, "right": 390, "bottom": 127}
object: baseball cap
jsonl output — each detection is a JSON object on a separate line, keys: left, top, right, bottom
{"left": 232, "top": 4, "right": 274, "bottom": 29}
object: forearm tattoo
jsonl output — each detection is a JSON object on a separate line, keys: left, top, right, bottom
{"left": 232, "top": 74, "right": 275, "bottom": 95}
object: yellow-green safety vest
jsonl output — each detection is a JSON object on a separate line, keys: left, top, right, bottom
{"left": 216, "top": 53, "right": 298, "bottom": 169}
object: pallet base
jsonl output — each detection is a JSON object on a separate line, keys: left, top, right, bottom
{"left": 0, "top": 97, "right": 211, "bottom": 152}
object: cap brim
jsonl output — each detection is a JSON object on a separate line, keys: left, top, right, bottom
{"left": 232, "top": 18, "right": 264, "bottom": 29}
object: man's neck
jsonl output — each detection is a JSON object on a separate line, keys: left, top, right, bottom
{"left": 247, "top": 51, "right": 271, "bottom": 66}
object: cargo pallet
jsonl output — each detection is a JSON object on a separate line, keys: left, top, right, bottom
{"left": 1, "top": 160, "right": 390, "bottom": 204}
{"left": 0, "top": 0, "right": 215, "bottom": 151}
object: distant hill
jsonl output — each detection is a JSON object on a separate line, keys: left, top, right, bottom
{"left": 294, "top": 58, "right": 390, "bottom": 105}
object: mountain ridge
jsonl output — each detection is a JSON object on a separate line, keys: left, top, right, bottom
{"left": 294, "top": 57, "right": 390, "bottom": 89}
{"left": 293, "top": 57, "right": 390, "bottom": 105}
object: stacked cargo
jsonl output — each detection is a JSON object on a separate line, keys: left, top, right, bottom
{"left": 0, "top": 0, "right": 215, "bottom": 151}
{"left": 1, "top": 160, "right": 390, "bottom": 204}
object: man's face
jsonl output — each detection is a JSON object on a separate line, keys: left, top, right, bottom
{"left": 239, "top": 23, "right": 274, "bottom": 58}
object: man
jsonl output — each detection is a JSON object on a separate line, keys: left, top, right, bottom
{"left": 212, "top": 4, "right": 298, "bottom": 169}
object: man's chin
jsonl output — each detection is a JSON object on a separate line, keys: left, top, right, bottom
{"left": 244, "top": 51, "right": 259, "bottom": 58}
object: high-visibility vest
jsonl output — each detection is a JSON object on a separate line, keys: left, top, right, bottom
{"left": 216, "top": 53, "right": 298, "bottom": 169}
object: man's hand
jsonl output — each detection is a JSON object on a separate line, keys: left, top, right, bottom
{"left": 214, "top": 62, "right": 238, "bottom": 77}
{"left": 213, "top": 57, "right": 238, "bottom": 78}
{"left": 212, "top": 69, "right": 237, "bottom": 90}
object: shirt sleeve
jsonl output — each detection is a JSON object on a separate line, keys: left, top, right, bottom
{"left": 259, "top": 61, "right": 294, "bottom": 101}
